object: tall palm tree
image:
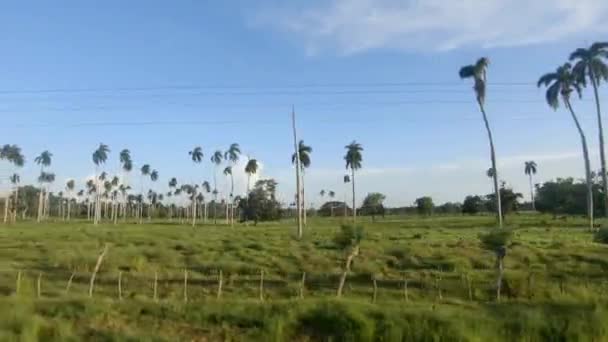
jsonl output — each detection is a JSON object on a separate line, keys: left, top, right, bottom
{"left": 189, "top": 146, "right": 203, "bottom": 227}
{"left": 9, "top": 173, "right": 20, "bottom": 222}
{"left": 65, "top": 179, "right": 75, "bottom": 220}
{"left": 1, "top": 145, "right": 24, "bottom": 223}
{"left": 201, "top": 181, "right": 211, "bottom": 222}
{"left": 224, "top": 143, "right": 241, "bottom": 226}
{"left": 570, "top": 42, "right": 608, "bottom": 216}
{"left": 211, "top": 150, "right": 223, "bottom": 224}
{"left": 223, "top": 166, "right": 233, "bottom": 225}
{"left": 292, "top": 140, "right": 312, "bottom": 228}
{"left": 149, "top": 170, "right": 159, "bottom": 221}
{"left": 524, "top": 161, "right": 538, "bottom": 211}
{"left": 168, "top": 177, "right": 178, "bottom": 221}
{"left": 139, "top": 164, "right": 151, "bottom": 223}
{"left": 34, "top": 150, "right": 52, "bottom": 223}
{"left": 119, "top": 149, "right": 132, "bottom": 219}
{"left": 538, "top": 62, "right": 594, "bottom": 230}
{"left": 460, "top": 57, "right": 502, "bottom": 228}
{"left": 344, "top": 141, "right": 363, "bottom": 223}
{"left": 38, "top": 172, "right": 55, "bottom": 219}
{"left": 245, "top": 159, "right": 258, "bottom": 192}
{"left": 92, "top": 143, "right": 110, "bottom": 225}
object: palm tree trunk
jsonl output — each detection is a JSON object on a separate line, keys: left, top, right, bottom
{"left": 351, "top": 168, "right": 356, "bottom": 223}
{"left": 478, "top": 100, "right": 503, "bottom": 228}
{"left": 12, "top": 187, "right": 19, "bottom": 222}
{"left": 591, "top": 77, "right": 608, "bottom": 218}
{"left": 37, "top": 187, "right": 44, "bottom": 223}
{"left": 192, "top": 199, "right": 197, "bottom": 227}
{"left": 67, "top": 199, "right": 71, "bottom": 221}
{"left": 528, "top": 173, "right": 536, "bottom": 211}
{"left": 566, "top": 98, "right": 594, "bottom": 231}
{"left": 292, "top": 110, "right": 303, "bottom": 239}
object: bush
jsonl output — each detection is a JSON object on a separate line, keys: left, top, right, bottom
{"left": 479, "top": 229, "right": 513, "bottom": 252}
{"left": 292, "top": 302, "right": 373, "bottom": 342}
{"left": 594, "top": 227, "right": 608, "bottom": 244}
{"left": 333, "top": 224, "right": 365, "bottom": 250}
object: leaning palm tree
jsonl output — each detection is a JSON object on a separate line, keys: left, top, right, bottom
{"left": 245, "top": 159, "right": 259, "bottom": 192}
{"left": 344, "top": 141, "right": 363, "bottom": 223}
{"left": 460, "top": 57, "right": 502, "bottom": 228}
{"left": 570, "top": 42, "right": 608, "bottom": 216}
{"left": 65, "top": 179, "right": 75, "bottom": 221}
{"left": 224, "top": 143, "right": 241, "bottom": 226}
{"left": 292, "top": 140, "right": 312, "bottom": 228}
{"left": 538, "top": 62, "right": 594, "bottom": 230}
{"left": 34, "top": 150, "right": 52, "bottom": 223}
{"left": 189, "top": 147, "right": 203, "bottom": 227}
{"left": 524, "top": 161, "right": 538, "bottom": 210}
{"left": 211, "top": 150, "right": 223, "bottom": 224}
{"left": 92, "top": 143, "right": 110, "bottom": 225}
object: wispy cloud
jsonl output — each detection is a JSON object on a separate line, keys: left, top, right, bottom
{"left": 255, "top": 0, "right": 608, "bottom": 54}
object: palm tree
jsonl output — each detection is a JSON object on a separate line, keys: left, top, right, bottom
{"left": 328, "top": 190, "right": 336, "bottom": 216}
{"left": 65, "top": 179, "right": 75, "bottom": 220}
{"left": 92, "top": 143, "right": 110, "bottom": 225}
{"left": 148, "top": 170, "right": 159, "bottom": 221}
{"left": 34, "top": 150, "right": 52, "bottom": 223}
{"left": 38, "top": 172, "right": 55, "bottom": 219}
{"left": 224, "top": 143, "right": 241, "bottom": 227}
{"left": 211, "top": 150, "right": 223, "bottom": 224}
{"left": 189, "top": 146, "right": 203, "bottom": 227}
{"left": 9, "top": 173, "right": 20, "bottom": 222}
{"left": 138, "top": 164, "right": 150, "bottom": 223}
{"left": 223, "top": 166, "right": 233, "bottom": 225}
{"left": 344, "top": 141, "right": 363, "bottom": 223}
{"left": 168, "top": 177, "right": 178, "bottom": 221}
{"left": 291, "top": 140, "right": 312, "bottom": 229}
{"left": 524, "top": 161, "right": 538, "bottom": 210}
{"left": 459, "top": 57, "right": 503, "bottom": 228}
{"left": 570, "top": 42, "right": 608, "bottom": 216}
{"left": 1, "top": 145, "right": 24, "bottom": 223}
{"left": 201, "top": 181, "right": 211, "bottom": 222}
{"left": 245, "top": 159, "right": 258, "bottom": 192}
{"left": 119, "top": 149, "right": 132, "bottom": 219}
{"left": 538, "top": 62, "right": 593, "bottom": 230}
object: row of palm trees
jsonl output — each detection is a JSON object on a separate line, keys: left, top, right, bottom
{"left": 460, "top": 41, "right": 608, "bottom": 229}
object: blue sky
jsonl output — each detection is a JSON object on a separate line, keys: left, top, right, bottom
{"left": 1, "top": 0, "right": 608, "bottom": 206}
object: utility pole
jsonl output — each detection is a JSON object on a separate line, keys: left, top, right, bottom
{"left": 292, "top": 106, "right": 303, "bottom": 239}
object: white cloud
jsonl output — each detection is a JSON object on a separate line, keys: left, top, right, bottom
{"left": 256, "top": 0, "right": 608, "bottom": 54}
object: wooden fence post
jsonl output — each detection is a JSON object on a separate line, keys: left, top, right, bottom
{"left": 16, "top": 270, "right": 21, "bottom": 295}
{"left": 89, "top": 243, "right": 109, "bottom": 298}
{"left": 217, "top": 269, "right": 223, "bottom": 299}
{"left": 259, "top": 269, "right": 264, "bottom": 302}
{"left": 372, "top": 276, "right": 378, "bottom": 303}
{"left": 183, "top": 269, "right": 188, "bottom": 303}
{"left": 118, "top": 272, "right": 123, "bottom": 301}
{"left": 299, "top": 272, "right": 306, "bottom": 299}
{"left": 37, "top": 272, "right": 42, "bottom": 298}
{"left": 66, "top": 271, "right": 75, "bottom": 295}
{"left": 153, "top": 271, "right": 158, "bottom": 302}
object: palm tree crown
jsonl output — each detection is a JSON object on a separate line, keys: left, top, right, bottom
{"left": 344, "top": 141, "right": 363, "bottom": 170}
{"left": 570, "top": 42, "right": 608, "bottom": 86}
{"left": 224, "top": 143, "right": 241, "bottom": 163}
{"left": 189, "top": 146, "right": 203, "bottom": 163}
{"left": 92, "top": 143, "right": 110, "bottom": 166}
{"left": 211, "top": 150, "right": 223, "bottom": 165}
{"left": 140, "top": 164, "right": 151, "bottom": 176}
{"left": 223, "top": 166, "right": 232, "bottom": 176}
{"left": 150, "top": 170, "right": 159, "bottom": 182}
{"left": 34, "top": 151, "right": 52, "bottom": 168}
{"left": 292, "top": 140, "right": 312, "bottom": 169}
{"left": 524, "top": 161, "right": 537, "bottom": 176}
{"left": 66, "top": 179, "right": 75, "bottom": 191}
{"left": 245, "top": 159, "right": 259, "bottom": 175}
{"left": 1, "top": 145, "right": 25, "bottom": 167}
{"left": 537, "top": 63, "right": 582, "bottom": 109}
{"left": 120, "top": 149, "right": 132, "bottom": 172}
{"left": 459, "top": 57, "right": 490, "bottom": 104}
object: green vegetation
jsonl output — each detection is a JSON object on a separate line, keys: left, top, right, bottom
{"left": 1, "top": 215, "right": 608, "bottom": 340}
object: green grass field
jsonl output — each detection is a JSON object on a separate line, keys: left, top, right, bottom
{"left": 1, "top": 214, "right": 608, "bottom": 341}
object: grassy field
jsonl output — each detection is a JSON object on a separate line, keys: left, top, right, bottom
{"left": 1, "top": 214, "right": 608, "bottom": 341}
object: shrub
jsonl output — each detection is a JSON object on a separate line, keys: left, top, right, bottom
{"left": 479, "top": 229, "right": 513, "bottom": 252}
{"left": 333, "top": 224, "right": 365, "bottom": 250}
{"left": 292, "top": 302, "right": 373, "bottom": 342}
{"left": 593, "top": 227, "right": 608, "bottom": 244}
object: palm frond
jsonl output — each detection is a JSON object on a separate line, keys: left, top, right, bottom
{"left": 458, "top": 65, "right": 475, "bottom": 79}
